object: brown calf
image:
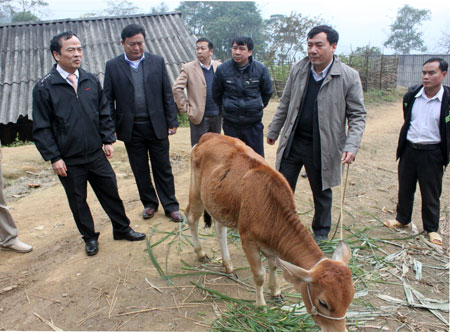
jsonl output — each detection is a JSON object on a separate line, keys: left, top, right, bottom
{"left": 185, "top": 133, "right": 354, "bottom": 332}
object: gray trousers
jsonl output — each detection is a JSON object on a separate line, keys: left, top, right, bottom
{"left": 0, "top": 162, "right": 18, "bottom": 247}
{"left": 190, "top": 115, "right": 222, "bottom": 147}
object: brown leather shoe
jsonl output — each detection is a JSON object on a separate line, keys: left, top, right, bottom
{"left": 143, "top": 207, "right": 157, "bottom": 219}
{"left": 165, "top": 210, "right": 185, "bottom": 223}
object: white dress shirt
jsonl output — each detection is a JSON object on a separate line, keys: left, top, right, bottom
{"left": 124, "top": 53, "right": 145, "bottom": 69}
{"left": 56, "top": 65, "right": 79, "bottom": 88}
{"left": 406, "top": 86, "right": 443, "bottom": 144}
{"left": 311, "top": 59, "right": 333, "bottom": 82}
{"left": 199, "top": 60, "right": 212, "bottom": 70}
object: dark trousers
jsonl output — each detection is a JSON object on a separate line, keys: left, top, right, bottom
{"left": 396, "top": 144, "right": 444, "bottom": 232}
{"left": 223, "top": 120, "right": 264, "bottom": 157}
{"left": 124, "top": 122, "right": 179, "bottom": 213}
{"left": 279, "top": 136, "right": 332, "bottom": 237}
{"left": 190, "top": 115, "right": 222, "bottom": 146}
{"left": 59, "top": 154, "right": 131, "bottom": 242}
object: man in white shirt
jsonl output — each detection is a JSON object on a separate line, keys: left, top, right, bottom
{"left": 385, "top": 58, "right": 449, "bottom": 246}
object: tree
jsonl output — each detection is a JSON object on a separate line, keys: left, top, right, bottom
{"left": 262, "top": 12, "right": 320, "bottom": 80}
{"left": 0, "top": 0, "right": 13, "bottom": 21}
{"left": 439, "top": 30, "right": 450, "bottom": 54}
{"left": 176, "top": 1, "right": 212, "bottom": 36}
{"left": 103, "top": 0, "right": 139, "bottom": 16}
{"left": 384, "top": 5, "right": 431, "bottom": 54}
{"left": 352, "top": 45, "right": 382, "bottom": 56}
{"left": 177, "top": 1, "right": 265, "bottom": 61}
{"left": 0, "top": 0, "right": 47, "bottom": 22}
{"left": 11, "top": 10, "right": 37, "bottom": 22}
{"left": 150, "top": 2, "right": 169, "bottom": 14}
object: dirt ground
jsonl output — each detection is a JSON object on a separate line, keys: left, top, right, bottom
{"left": 0, "top": 99, "right": 448, "bottom": 331}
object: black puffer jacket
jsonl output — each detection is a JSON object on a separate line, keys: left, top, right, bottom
{"left": 32, "top": 65, "right": 115, "bottom": 165}
{"left": 212, "top": 57, "right": 272, "bottom": 126}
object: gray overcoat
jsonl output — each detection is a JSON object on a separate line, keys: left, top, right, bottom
{"left": 267, "top": 56, "right": 366, "bottom": 190}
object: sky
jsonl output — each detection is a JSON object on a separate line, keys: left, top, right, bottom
{"left": 43, "top": 0, "right": 450, "bottom": 55}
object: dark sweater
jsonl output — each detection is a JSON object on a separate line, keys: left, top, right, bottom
{"left": 202, "top": 66, "right": 220, "bottom": 117}
{"left": 295, "top": 71, "right": 325, "bottom": 140}
{"left": 130, "top": 64, "right": 150, "bottom": 122}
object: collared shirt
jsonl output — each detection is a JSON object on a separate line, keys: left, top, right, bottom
{"left": 56, "top": 64, "right": 79, "bottom": 88}
{"left": 311, "top": 59, "right": 333, "bottom": 82}
{"left": 124, "top": 53, "right": 145, "bottom": 70}
{"left": 199, "top": 60, "right": 212, "bottom": 70}
{"left": 407, "top": 85, "right": 443, "bottom": 144}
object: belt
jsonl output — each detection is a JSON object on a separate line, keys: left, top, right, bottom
{"left": 407, "top": 141, "right": 440, "bottom": 151}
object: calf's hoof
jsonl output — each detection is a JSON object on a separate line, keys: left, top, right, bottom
{"left": 199, "top": 255, "right": 210, "bottom": 263}
{"left": 271, "top": 294, "right": 284, "bottom": 304}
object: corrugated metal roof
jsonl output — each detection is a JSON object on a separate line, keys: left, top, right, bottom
{"left": 0, "top": 12, "right": 197, "bottom": 125}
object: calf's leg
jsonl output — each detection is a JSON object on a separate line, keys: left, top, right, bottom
{"left": 267, "top": 256, "right": 282, "bottom": 299}
{"left": 242, "top": 239, "right": 266, "bottom": 306}
{"left": 215, "top": 221, "right": 234, "bottom": 273}
{"left": 186, "top": 200, "right": 208, "bottom": 262}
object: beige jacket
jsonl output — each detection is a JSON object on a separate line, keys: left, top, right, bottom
{"left": 267, "top": 56, "right": 366, "bottom": 190}
{"left": 172, "top": 60, "right": 221, "bottom": 125}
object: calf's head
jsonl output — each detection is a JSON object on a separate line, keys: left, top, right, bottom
{"left": 278, "top": 241, "right": 354, "bottom": 332}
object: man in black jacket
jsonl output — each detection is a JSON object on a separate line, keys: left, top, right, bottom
{"left": 212, "top": 36, "right": 272, "bottom": 157}
{"left": 385, "top": 58, "right": 449, "bottom": 246}
{"left": 33, "top": 31, "right": 146, "bottom": 256}
{"left": 103, "top": 24, "right": 183, "bottom": 223}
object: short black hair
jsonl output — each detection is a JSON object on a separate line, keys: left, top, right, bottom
{"left": 121, "top": 24, "right": 146, "bottom": 41}
{"left": 423, "top": 57, "right": 448, "bottom": 72}
{"left": 196, "top": 37, "right": 213, "bottom": 50}
{"left": 307, "top": 25, "right": 339, "bottom": 45}
{"left": 231, "top": 36, "right": 254, "bottom": 51}
{"left": 50, "top": 31, "right": 78, "bottom": 61}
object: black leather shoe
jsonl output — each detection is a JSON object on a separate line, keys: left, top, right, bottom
{"left": 313, "top": 234, "right": 328, "bottom": 243}
{"left": 113, "top": 229, "right": 146, "bottom": 241}
{"left": 143, "top": 207, "right": 157, "bottom": 219}
{"left": 85, "top": 239, "right": 98, "bottom": 256}
{"left": 165, "top": 211, "right": 185, "bottom": 223}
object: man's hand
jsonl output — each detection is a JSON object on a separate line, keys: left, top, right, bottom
{"left": 266, "top": 138, "right": 276, "bottom": 145}
{"left": 341, "top": 151, "right": 355, "bottom": 164}
{"left": 104, "top": 144, "right": 114, "bottom": 159}
{"left": 168, "top": 127, "right": 178, "bottom": 135}
{"left": 52, "top": 159, "right": 67, "bottom": 177}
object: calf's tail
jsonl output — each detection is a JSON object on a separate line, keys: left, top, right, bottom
{"left": 204, "top": 211, "right": 212, "bottom": 228}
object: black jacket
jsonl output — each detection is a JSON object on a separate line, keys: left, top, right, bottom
{"left": 397, "top": 84, "right": 450, "bottom": 167}
{"left": 32, "top": 65, "right": 115, "bottom": 165}
{"left": 212, "top": 56, "right": 272, "bottom": 125}
{"left": 103, "top": 52, "right": 178, "bottom": 142}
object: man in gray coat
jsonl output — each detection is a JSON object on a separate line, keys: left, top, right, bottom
{"left": 267, "top": 25, "right": 366, "bottom": 242}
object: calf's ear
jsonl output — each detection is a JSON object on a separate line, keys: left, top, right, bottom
{"left": 277, "top": 258, "right": 312, "bottom": 283}
{"left": 332, "top": 240, "right": 352, "bottom": 264}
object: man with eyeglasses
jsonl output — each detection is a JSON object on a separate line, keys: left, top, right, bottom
{"left": 103, "top": 24, "right": 184, "bottom": 223}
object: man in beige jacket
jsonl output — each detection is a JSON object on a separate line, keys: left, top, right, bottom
{"left": 267, "top": 25, "right": 366, "bottom": 242}
{"left": 0, "top": 142, "right": 33, "bottom": 253}
{"left": 173, "top": 38, "right": 221, "bottom": 146}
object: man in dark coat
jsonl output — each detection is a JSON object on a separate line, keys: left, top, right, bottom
{"left": 385, "top": 58, "right": 449, "bottom": 246}
{"left": 32, "top": 31, "right": 146, "bottom": 256}
{"left": 103, "top": 24, "right": 183, "bottom": 223}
